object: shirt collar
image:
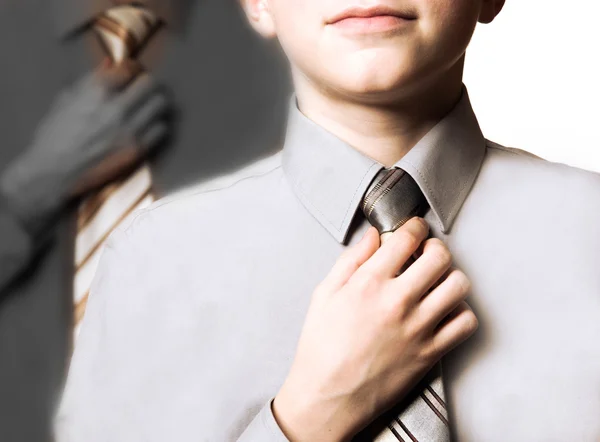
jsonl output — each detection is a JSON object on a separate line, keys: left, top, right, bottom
{"left": 52, "top": 0, "right": 171, "bottom": 39}
{"left": 282, "top": 85, "right": 487, "bottom": 244}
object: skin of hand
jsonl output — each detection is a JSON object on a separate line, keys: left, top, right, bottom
{"left": 272, "top": 216, "right": 478, "bottom": 441}
{"left": 0, "top": 60, "right": 171, "bottom": 237}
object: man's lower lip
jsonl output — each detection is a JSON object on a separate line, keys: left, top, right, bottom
{"left": 330, "top": 15, "right": 413, "bottom": 33}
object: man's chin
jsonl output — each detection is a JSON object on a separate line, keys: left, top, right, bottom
{"left": 327, "top": 75, "right": 416, "bottom": 105}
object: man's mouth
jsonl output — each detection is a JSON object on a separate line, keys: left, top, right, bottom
{"left": 326, "top": 5, "right": 417, "bottom": 34}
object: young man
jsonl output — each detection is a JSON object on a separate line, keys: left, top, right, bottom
{"left": 55, "top": 0, "right": 600, "bottom": 441}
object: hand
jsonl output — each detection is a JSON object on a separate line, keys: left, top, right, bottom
{"left": 0, "top": 61, "right": 171, "bottom": 236}
{"left": 273, "top": 217, "right": 478, "bottom": 441}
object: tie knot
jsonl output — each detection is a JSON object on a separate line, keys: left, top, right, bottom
{"left": 361, "top": 167, "right": 428, "bottom": 234}
{"left": 95, "top": 4, "right": 160, "bottom": 64}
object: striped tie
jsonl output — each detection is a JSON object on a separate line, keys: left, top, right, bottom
{"left": 72, "top": 4, "right": 161, "bottom": 340}
{"left": 360, "top": 167, "right": 450, "bottom": 442}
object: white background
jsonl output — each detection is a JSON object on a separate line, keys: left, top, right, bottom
{"left": 464, "top": 0, "right": 600, "bottom": 173}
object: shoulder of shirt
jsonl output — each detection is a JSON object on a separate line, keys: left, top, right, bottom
{"left": 485, "top": 139, "right": 600, "bottom": 176}
{"left": 484, "top": 137, "right": 600, "bottom": 195}
{"left": 107, "top": 151, "right": 284, "bottom": 245}
{"left": 485, "top": 139, "right": 547, "bottom": 160}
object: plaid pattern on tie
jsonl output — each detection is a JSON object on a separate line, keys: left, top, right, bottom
{"left": 360, "top": 167, "right": 450, "bottom": 442}
{"left": 72, "top": 4, "right": 161, "bottom": 340}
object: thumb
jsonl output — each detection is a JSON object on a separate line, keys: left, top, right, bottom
{"left": 320, "top": 226, "right": 380, "bottom": 292}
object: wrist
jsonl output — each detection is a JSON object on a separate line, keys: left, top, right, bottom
{"left": 273, "top": 380, "right": 359, "bottom": 442}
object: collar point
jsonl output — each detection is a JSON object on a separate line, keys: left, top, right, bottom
{"left": 329, "top": 223, "right": 352, "bottom": 245}
{"left": 437, "top": 212, "right": 456, "bottom": 235}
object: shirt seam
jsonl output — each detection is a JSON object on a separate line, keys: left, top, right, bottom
{"left": 118, "top": 162, "right": 283, "bottom": 238}
{"left": 485, "top": 139, "right": 545, "bottom": 160}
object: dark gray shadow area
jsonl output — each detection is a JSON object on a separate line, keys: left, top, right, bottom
{"left": 150, "top": 0, "right": 293, "bottom": 195}
{"left": 0, "top": 0, "right": 292, "bottom": 441}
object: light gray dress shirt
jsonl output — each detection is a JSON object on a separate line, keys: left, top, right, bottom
{"left": 55, "top": 87, "right": 600, "bottom": 441}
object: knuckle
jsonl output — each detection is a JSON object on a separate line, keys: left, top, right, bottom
{"left": 398, "top": 229, "right": 422, "bottom": 251}
{"left": 448, "top": 269, "right": 471, "bottom": 294}
{"left": 385, "top": 287, "right": 413, "bottom": 320}
{"left": 352, "top": 272, "right": 381, "bottom": 296}
{"left": 460, "top": 309, "right": 479, "bottom": 335}
{"left": 366, "top": 265, "right": 388, "bottom": 281}
{"left": 419, "top": 340, "right": 440, "bottom": 365}
{"left": 426, "top": 239, "right": 452, "bottom": 267}
{"left": 393, "top": 292, "right": 412, "bottom": 316}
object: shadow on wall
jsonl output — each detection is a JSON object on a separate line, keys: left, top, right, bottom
{"left": 152, "top": 0, "right": 293, "bottom": 192}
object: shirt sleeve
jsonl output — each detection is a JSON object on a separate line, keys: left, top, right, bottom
{"left": 236, "top": 397, "right": 291, "bottom": 441}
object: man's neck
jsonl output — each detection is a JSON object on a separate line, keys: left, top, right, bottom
{"left": 293, "top": 60, "right": 465, "bottom": 167}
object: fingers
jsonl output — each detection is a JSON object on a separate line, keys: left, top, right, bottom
{"left": 128, "top": 94, "right": 171, "bottom": 140}
{"left": 357, "top": 217, "right": 429, "bottom": 279}
{"left": 430, "top": 301, "right": 478, "bottom": 357}
{"left": 418, "top": 268, "right": 471, "bottom": 330}
{"left": 320, "top": 227, "right": 380, "bottom": 292}
{"left": 137, "top": 122, "right": 169, "bottom": 153}
{"left": 112, "top": 73, "right": 160, "bottom": 117}
{"left": 392, "top": 237, "right": 453, "bottom": 305}
{"left": 116, "top": 75, "right": 171, "bottom": 154}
